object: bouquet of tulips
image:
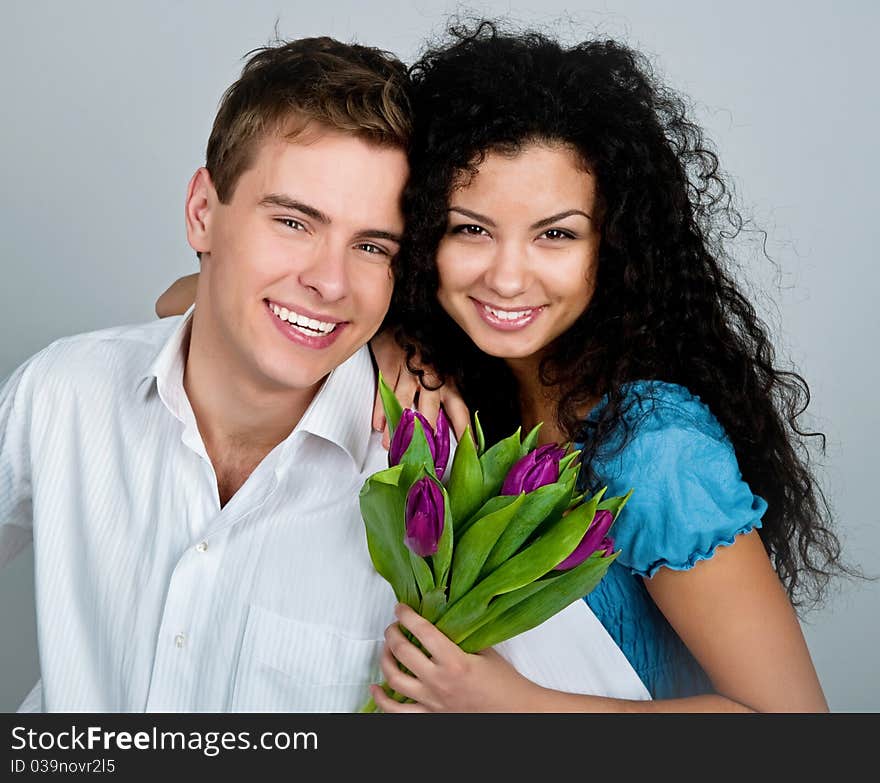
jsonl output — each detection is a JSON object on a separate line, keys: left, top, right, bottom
{"left": 358, "top": 375, "right": 632, "bottom": 712}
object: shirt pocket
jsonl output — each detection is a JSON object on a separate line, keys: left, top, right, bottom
{"left": 230, "top": 604, "right": 383, "bottom": 712}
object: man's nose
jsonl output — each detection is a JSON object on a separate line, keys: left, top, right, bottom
{"left": 297, "top": 241, "right": 349, "bottom": 302}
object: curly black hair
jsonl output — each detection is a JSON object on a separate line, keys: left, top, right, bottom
{"left": 391, "top": 20, "right": 851, "bottom": 609}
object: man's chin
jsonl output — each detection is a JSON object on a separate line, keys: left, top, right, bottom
{"left": 255, "top": 351, "right": 349, "bottom": 394}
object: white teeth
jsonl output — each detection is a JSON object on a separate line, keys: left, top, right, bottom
{"left": 485, "top": 305, "right": 532, "bottom": 321}
{"left": 270, "top": 302, "right": 337, "bottom": 335}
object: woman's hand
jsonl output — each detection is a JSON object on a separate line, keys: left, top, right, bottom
{"left": 156, "top": 273, "right": 199, "bottom": 318}
{"left": 369, "top": 329, "right": 471, "bottom": 448}
{"left": 370, "top": 604, "right": 543, "bottom": 713}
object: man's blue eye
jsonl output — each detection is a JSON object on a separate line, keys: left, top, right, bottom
{"left": 279, "top": 218, "right": 305, "bottom": 231}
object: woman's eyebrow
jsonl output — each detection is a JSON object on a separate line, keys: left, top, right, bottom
{"left": 448, "top": 206, "right": 592, "bottom": 229}
{"left": 448, "top": 206, "right": 496, "bottom": 227}
{"left": 530, "top": 210, "right": 592, "bottom": 229}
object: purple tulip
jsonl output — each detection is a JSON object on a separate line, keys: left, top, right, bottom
{"left": 501, "top": 443, "right": 567, "bottom": 495}
{"left": 555, "top": 510, "right": 615, "bottom": 570}
{"left": 389, "top": 409, "right": 451, "bottom": 479}
{"left": 404, "top": 476, "right": 446, "bottom": 557}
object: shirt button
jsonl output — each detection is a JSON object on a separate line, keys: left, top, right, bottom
{"left": 195, "top": 542, "right": 208, "bottom": 553}
{"left": 174, "top": 633, "right": 186, "bottom": 648}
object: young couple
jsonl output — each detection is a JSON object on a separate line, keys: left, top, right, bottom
{"left": 2, "top": 22, "right": 840, "bottom": 713}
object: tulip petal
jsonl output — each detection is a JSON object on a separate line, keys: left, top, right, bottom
{"left": 404, "top": 476, "right": 445, "bottom": 557}
{"left": 554, "top": 510, "right": 614, "bottom": 570}
{"left": 389, "top": 409, "right": 416, "bottom": 467}
{"left": 501, "top": 443, "right": 565, "bottom": 495}
{"left": 433, "top": 408, "right": 451, "bottom": 479}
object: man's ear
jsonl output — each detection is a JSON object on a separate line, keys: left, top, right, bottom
{"left": 185, "top": 167, "right": 216, "bottom": 255}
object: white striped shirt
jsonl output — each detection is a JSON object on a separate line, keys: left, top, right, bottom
{"left": 1, "top": 311, "right": 649, "bottom": 712}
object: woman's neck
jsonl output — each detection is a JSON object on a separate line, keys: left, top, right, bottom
{"left": 506, "top": 355, "right": 567, "bottom": 446}
{"left": 505, "top": 353, "right": 599, "bottom": 447}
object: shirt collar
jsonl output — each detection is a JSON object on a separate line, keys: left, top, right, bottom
{"left": 292, "top": 345, "right": 376, "bottom": 472}
{"left": 139, "top": 306, "right": 376, "bottom": 471}
{"left": 139, "top": 306, "right": 195, "bottom": 424}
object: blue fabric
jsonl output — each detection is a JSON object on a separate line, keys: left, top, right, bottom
{"left": 575, "top": 381, "right": 768, "bottom": 699}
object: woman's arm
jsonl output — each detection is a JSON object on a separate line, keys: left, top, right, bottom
{"left": 373, "top": 530, "right": 828, "bottom": 713}
{"left": 643, "top": 528, "right": 828, "bottom": 712}
{"left": 155, "top": 273, "right": 198, "bottom": 317}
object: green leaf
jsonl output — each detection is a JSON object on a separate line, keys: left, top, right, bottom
{"left": 520, "top": 422, "right": 542, "bottom": 456}
{"left": 436, "top": 492, "right": 602, "bottom": 643}
{"left": 409, "top": 548, "right": 435, "bottom": 596}
{"left": 457, "top": 494, "right": 520, "bottom": 537}
{"left": 448, "top": 493, "right": 526, "bottom": 605}
{"left": 567, "top": 490, "right": 587, "bottom": 510}
{"left": 473, "top": 411, "right": 486, "bottom": 456}
{"left": 377, "top": 371, "right": 404, "bottom": 438}
{"left": 453, "top": 581, "right": 549, "bottom": 649}
{"left": 432, "top": 478, "right": 454, "bottom": 589}
{"left": 558, "top": 449, "right": 582, "bottom": 474}
{"left": 479, "top": 427, "right": 522, "bottom": 500}
{"left": 459, "top": 550, "right": 619, "bottom": 652}
{"left": 358, "top": 467, "right": 419, "bottom": 609}
{"left": 398, "top": 417, "right": 435, "bottom": 485}
{"left": 446, "top": 424, "right": 483, "bottom": 528}
{"left": 419, "top": 588, "right": 448, "bottom": 624}
{"left": 480, "top": 475, "right": 576, "bottom": 576}
{"left": 370, "top": 464, "right": 407, "bottom": 486}
{"left": 597, "top": 487, "right": 635, "bottom": 520}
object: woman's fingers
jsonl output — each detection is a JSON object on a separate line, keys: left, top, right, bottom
{"left": 440, "top": 384, "right": 472, "bottom": 443}
{"left": 368, "top": 328, "right": 473, "bottom": 445}
{"left": 393, "top": 604, "right": 460, "bottom": 666}
{"left": 384, "top": 621, "right": 434, "bottom": 677}
{"left": 415, "top": 386, "right": 442, "bottom": 429}
{"left": 379, "top": 644, "right": 426, "bottom": 704}
{"left": 369, "top": 684, "right": 427, "bottom": 714}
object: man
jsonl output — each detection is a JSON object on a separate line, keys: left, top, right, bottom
{"left": 0, "top": 36, "right": 411, "bottom": 711}
{"left": 1, "top": 35, "right": 648, "bottom": 713}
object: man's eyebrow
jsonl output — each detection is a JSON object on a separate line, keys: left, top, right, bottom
{"left": 448, "top": 206, "right": 497, "bottom": 228}
{"left": 354, "top": 230, "right": 402, "bottom": 244}
{"left": 260, "top": 194, "right": 330, "bottom": 224}
{"left": 530, "top": 209, "right": 592, "bottom": 230}
{"left": 261, "top": 194, "right": 400, "bottom": 241}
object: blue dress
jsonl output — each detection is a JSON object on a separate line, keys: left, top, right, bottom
{"left": 575, "top": 381, "right": 768, "bottom": 699}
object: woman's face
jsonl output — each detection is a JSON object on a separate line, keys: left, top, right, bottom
{"left": 436, "top": 143, "right": 601, "bottom": 363}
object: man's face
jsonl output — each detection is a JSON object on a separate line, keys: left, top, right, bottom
{"left": 190, "top": 127, "right": 407, "bottom": 396}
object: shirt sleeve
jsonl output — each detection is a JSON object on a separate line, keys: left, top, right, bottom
{"left": 17, "top": 680, "right": 42, "bottom": 712}
{"left": 0, "top": 360, "right": 35, "bottom": 568}
{"left": 593, "top": 409, "right": 768, "bottom": 579}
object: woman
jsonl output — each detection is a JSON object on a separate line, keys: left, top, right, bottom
{"left": 158, "top": 22, "right": 846, "bottom": 711}
{"left": 370, "top": 22, "right": 848, "bottom": 712}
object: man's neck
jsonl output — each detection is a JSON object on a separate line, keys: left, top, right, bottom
{"left": 183, "top": 314, "right": 323, "bottom": 502}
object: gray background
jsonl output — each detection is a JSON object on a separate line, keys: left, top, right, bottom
{"left": 1, "top": 1, "right": 877, "bottom": 711}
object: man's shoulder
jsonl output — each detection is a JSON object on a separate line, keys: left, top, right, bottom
{"left": 16, "top": 317, "right": 180, "bottom": 392}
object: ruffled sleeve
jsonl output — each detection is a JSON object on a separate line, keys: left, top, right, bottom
{"left": 588, "top": 383, "right": 768, "bottom": 578}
